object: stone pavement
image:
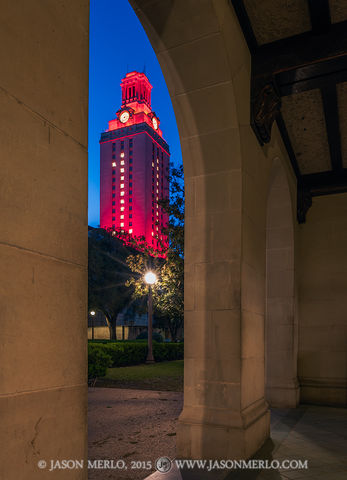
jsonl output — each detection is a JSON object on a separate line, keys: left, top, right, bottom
{"left": 146, "top": 406, "right": 347, "bottom": 480}
{"left": 88, "top": 387, "right": 182, "bottom": 480}
{"left": 88, "top": 388, "right": 347, "bottom": 480}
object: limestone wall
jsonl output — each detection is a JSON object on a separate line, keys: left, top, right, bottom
{"left": 299, "top": 193, "right": 347, "bottom": 405}
{"left": 0, "top": 1, "right": 89, "bottom": 478}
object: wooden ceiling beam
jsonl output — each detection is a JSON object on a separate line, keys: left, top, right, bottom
{"left": 253, "top": 20, "right": 347, "bottom": 79}
{"left": 303, "top": 170, "right": 347, "bottom": 196}
{"left": 230, "top": 0, "right": 347, "bottom": 217}
{"left": 307, "top": 0, "right": 331, "bottom": 33}
{"left": 321, "top": 85, "right": 343, "bottom": 172}
{"left": 230, "top": 0, "right": 258, "bottom": 54}
{"left": 277, "top": 56, "right": 347, "bottom": 96}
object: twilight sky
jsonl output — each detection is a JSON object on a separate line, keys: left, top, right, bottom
{"left": 88, "top": 0, "right": 182, "bottom": 226}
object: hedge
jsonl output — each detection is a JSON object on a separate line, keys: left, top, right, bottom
{"left": 88, "top": 341, "right": 184, "bottom": 377}
{"left": 88, "top": 344, "right": 113, "bottom": 378}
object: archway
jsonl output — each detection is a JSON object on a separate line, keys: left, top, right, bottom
{"left": 265, "top": 158, "right": 299, "bottom": 407}
{"left": 1, "top": 1, "right": 302, "bottom": 476}
{"left": 129, "top": 0, "right": 272, "bottom": 460}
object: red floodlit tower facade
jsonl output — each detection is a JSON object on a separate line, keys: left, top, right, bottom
{"left": 100, "top": 71, "right": 170, "bottom": 252}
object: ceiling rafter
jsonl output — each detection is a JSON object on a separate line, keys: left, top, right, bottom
{"left": 307, "top": 0, "right": 331, "bottom": 33}
{"left": 230, "top": 0, "right": 258, "bottom": 54}
{"left": 230, "top": 0, "right": 347, "bottom": 222}
{"left": 253, "top": 20, "right": 347, "bottom": 81}
{"left": 303, "top": 170, "right": 347, "bottom": 196}
{"left": 321, "top": 85, "right": 343, "bottom": 172}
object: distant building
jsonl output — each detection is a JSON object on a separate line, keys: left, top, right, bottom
{"left": 100, "top": 71, "right": 170, "bottom": 252}
{"left": 87, "top": 308, "right": 168, "bottom": 341}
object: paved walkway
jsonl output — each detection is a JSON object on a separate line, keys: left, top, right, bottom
{"left": 88, "top": 388, "right": 347, "bottom": 480}
{"left": 88, "top": 388, "right": 182, "bottom": 480}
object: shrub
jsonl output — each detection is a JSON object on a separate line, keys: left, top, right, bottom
{"left": 88, "top": 344, "right": 113, "bottom": 378}
{"left": 88, "top": 341, "right": 184, "bottom": 371}
{"left": 153, "top": 342, "right": 184, "bottom": 361}
{"left": 103, "top": 342, "right": 148, "bottom": 367}
{"left": 136, "top": 330, "right": 164, "bottom": 342}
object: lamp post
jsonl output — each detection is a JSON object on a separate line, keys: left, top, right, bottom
{"left": 90, "top": 310, "right": 96, "bottom": 341}
{"left": 144, "top": 271, "right": 157, "bottom": 363}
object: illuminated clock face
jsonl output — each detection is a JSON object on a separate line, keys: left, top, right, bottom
{"left": 119, "top": 110, "right": 130, "bottom": 123}
{"left": 152, "top": 117, "right": 158, "bottom": 130}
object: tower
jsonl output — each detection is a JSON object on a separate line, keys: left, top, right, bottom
{"left": 100, "top": 72, "right": 170, "bottom": 252}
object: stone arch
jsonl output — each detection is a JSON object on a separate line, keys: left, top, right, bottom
{"left": 1, "top": 1, "right": 303, "bottom": 475}
{"left": 130, "top": 0, "right": 271, "bottom": 460}
{"left": 265, "top": 157, "right": 299, "bottom": 407}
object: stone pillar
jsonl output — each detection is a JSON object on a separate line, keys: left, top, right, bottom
{"left": 265, "top": 161, "right": 300, "bottom": 407}
{"left": 0, "top": 1, "right": 89, "bottom": 478}
{"left": 177, "top": 163, "right": 270, "bottom": 459}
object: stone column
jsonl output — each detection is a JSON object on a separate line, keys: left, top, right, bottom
{"left": 0, "top": 1, "right": 89, "bottom": 478}
{"left": 266, "top": 161, "right": 300, "bottom": 407}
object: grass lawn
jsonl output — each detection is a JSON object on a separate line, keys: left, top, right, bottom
{"left": 95, "top": 360, "right": 184, "bottom": 392}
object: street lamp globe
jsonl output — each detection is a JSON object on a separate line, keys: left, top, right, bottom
{"left": 144, "top": 271, "right": 157, "bottom": 285}
{"left": 90, "top": 310, "right": 96, "bottom": 316}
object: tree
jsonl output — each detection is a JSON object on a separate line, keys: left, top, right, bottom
{"left": 88, "top": 228, "right": 135, "bottom": 339}
{"left": 126, "top": 164, "right": 184, "bottom": 341}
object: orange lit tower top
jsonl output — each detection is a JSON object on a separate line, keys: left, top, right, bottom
{"left": 100, "top": 72, "right": 170, "bottom": 253}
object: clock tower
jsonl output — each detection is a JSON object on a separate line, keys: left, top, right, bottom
{"left": 99, "top": 72, "right": 170, "bottom": 253}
